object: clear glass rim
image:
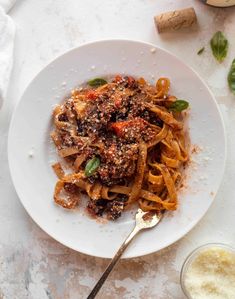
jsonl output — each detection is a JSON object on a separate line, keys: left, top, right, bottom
{"left": 180, "top": 242, "right": 235, "bottom": 299}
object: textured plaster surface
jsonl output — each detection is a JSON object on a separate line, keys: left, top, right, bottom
{"left": 0, "top": 0, "right": 235, "bottom": 298}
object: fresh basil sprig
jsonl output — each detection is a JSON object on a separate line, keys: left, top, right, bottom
{"left": 228, "top": 58, "right": 235, "bottom": 95}
{"left": 169, "top": 100, "right": 189, "bottom": 112}
{"left": 210, "top": 31, "right": 228, "bottom": 63}
{"left": 197, "top": 47, "right": 205, "bottom": 55}
{"left": 87, "top": 78, "right": 107, "bottom": 87}
{"left": 85, "top": 157, "right": 100, "bottom": 177}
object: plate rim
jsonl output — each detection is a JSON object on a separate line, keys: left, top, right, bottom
{"left": 8, "top": 39, "right": 227, "bottom": 259}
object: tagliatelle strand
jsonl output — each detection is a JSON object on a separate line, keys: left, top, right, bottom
{"left": 51, "top": 76, "right": 189, "bottom": 219}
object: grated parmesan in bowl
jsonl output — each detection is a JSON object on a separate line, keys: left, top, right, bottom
{"left": 180, "top": 243, "right": 235, "bottom": 299}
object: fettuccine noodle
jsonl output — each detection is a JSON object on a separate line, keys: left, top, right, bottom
{"left": 51, "top": 75, "right": 189, "bottom": 220}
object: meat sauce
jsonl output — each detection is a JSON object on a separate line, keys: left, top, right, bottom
{"left": 57, "top": 76, "right": 162, "bottom": 219}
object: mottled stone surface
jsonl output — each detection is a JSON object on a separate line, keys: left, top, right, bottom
{"left": 0, "top": 0, "right": 235, "bottom": 298}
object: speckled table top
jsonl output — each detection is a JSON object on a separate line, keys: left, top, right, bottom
{"left": 0, "top": 0, "right": 235, "bottom": 298}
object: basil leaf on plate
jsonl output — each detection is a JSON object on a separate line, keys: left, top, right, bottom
{"left": 85, "top": 157, "right": 100, "bottom": 177}
{"left": 228, "top": 58, "right": 235, "bottom": 95}
{"left": 210, "top": 31, "right": 228, "bottom": 63}
{"left": 87, "top": 78, "right": 107, "bottom": 87}
{"left": 169, "top": 100, "right": 189, "bottom": 112}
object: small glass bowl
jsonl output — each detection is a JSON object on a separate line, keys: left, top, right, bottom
{"left": 180, "top": 243, "right": 235, "bottom": 299}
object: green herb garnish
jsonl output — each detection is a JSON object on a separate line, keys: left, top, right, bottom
{"left": 169, "top": 100, "right": 189, "bottom": 112}
{"left": 197, "top": 47, "right": 205, "bottom": 55}
{"left": 228, "top": 58, "right": 235, "bottom": 95}
{"left": 210, "top": 31, "right": 228, "bottom": 63}
{"left": 87, "top": 78, "right": 107, "bottom": 87}
{"left": 85, "top": 157, "right": 100, "bottom": 177}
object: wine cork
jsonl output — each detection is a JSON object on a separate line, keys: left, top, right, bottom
{"left": 154, "top": 7, "right": 197, "bottom": 33}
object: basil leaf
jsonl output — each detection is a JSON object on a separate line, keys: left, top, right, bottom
{"left": 169, "top": 100, "right": 189, "bottom": 112}
{"left": 210, "top": 31, "right": 228, "bottom": 63}
{"left": 85, "top": 157, "right": 100, "bottom": 177}
{"left": 87, "top": 78, "right": 107, "bottom": 87}
{"left": 228, "top": 58, "right": 235, "bottom": 94}
{"left": 197, "top": 47, "right": 205, "bottom": 55}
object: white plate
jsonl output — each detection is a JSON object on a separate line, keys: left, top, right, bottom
{"left": 8, "top": 40, "right": 226, "bottom": 258}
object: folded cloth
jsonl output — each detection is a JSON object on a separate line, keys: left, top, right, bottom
{"left": 0, "top": 0, "right": 15, "bottom": 108}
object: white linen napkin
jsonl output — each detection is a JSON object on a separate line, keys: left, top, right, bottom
{"left": 0, "top": 0, "right": 15, "bottom": 108}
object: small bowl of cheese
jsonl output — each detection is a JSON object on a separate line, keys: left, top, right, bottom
{"left": 180, "top": 243, "right": 235, "bottom": 299}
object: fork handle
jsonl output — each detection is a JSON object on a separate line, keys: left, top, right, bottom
{"left": 87, "top": 226, "right": 141, "bottom": 299}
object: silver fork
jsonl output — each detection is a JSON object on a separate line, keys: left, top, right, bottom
{"left": 87, "top": 208, "right": 164, "bottom": 299}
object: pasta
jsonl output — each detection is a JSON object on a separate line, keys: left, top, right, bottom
{"left": 51, "top": 75, "right": 189, "bottom": 220}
